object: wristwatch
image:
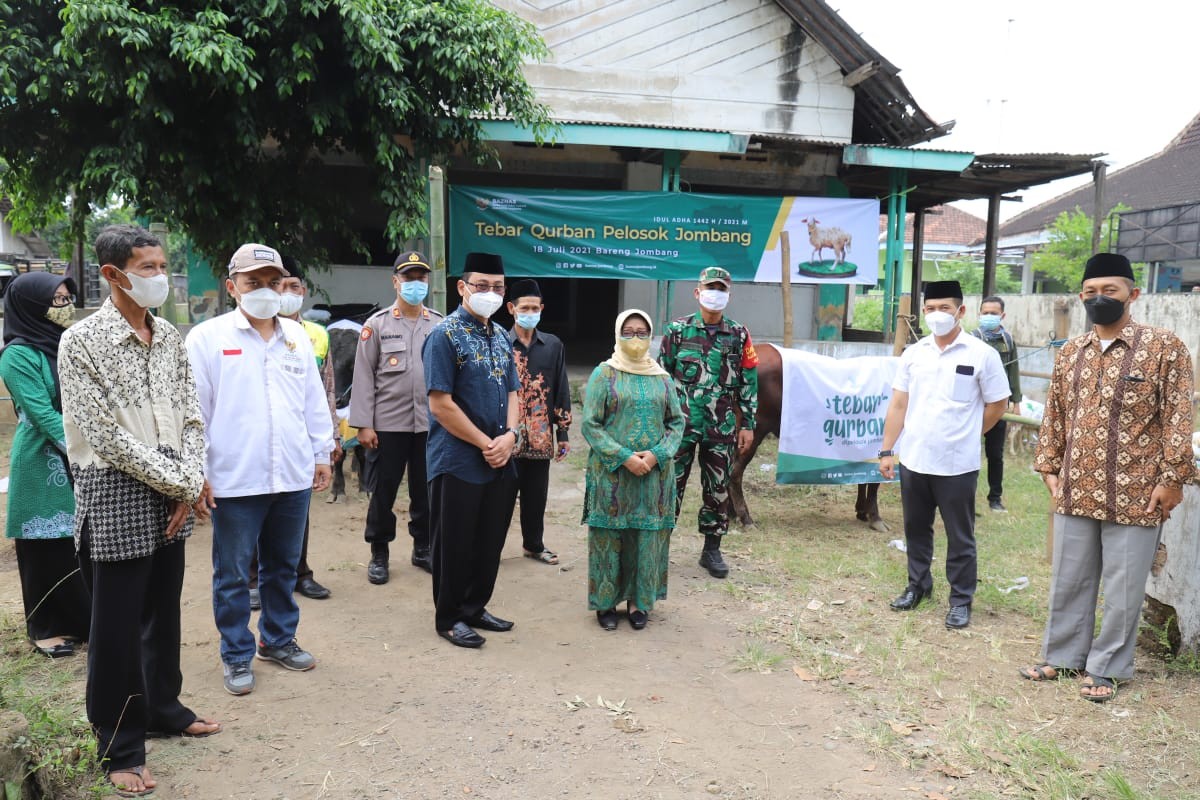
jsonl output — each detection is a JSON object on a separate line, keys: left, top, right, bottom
{"left": 877, "top": 449, "right": 895, "bottom": 458}
{"left": 505, "top": 427, "right": 523, "bottom": 449}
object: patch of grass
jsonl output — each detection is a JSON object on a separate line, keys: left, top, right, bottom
{"left": 723, "top": 439, "right": 1200, "bottom": 798}
{"left": 730, "top": 641, "right": 784, "bottom": 673}
{"left": 0, "top": 617, "right": 105, "bottom": 798}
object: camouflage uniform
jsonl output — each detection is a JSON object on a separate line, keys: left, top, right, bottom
{"left": 659, "top": 311, "right": 759, "bottom": 538}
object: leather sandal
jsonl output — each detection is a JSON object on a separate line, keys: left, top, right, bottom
{"left": 1018, "top": 663, "right": 1080, "bottom": 682}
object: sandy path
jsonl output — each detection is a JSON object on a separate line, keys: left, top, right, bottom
{"left": 4, "top": 459, "right": 931, "bottom": 799}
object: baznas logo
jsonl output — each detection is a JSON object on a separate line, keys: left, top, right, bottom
{"left": 475, "top": 198, "right": 490, "bottom": 210}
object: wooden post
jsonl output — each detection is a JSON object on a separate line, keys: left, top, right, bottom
{"left": 983, "top": 191, "right": 1001, "bottom": 297}
{"left": 892, "top": 294, "right": 910, "bottom": 356}
{"left": 780, "top": 231, "right": 793, "bottom": 347}
{"left": 1091, "top": 161, "right": 1107, "bottom": 254}
{"left": 909, "top": 208, "right": 925, "bottom": 304}
{"left": 428, "top": 165, "right": 447, "bottom": 315}
{"left": 1045, "top": 300, "right": 1073, "bottom": 563}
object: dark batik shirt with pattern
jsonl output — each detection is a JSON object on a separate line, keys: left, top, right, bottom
{"left": 422, "top": 305, "right": 520, "bottom": 484}
{"left": 1034, "top": 320, "right": 1195, "bottom": 527}
{"left": 507, "top": 327, "right": 572, "bottom": 460}
{"left": 59, "top": 300, "right": 207, "bottom": 560}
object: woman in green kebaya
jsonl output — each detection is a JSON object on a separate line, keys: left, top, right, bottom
{"left": 581, "top": 309, "right": 684, "bottom": 631}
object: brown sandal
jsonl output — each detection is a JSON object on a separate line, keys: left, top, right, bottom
{"left": 1079, "top": 675, "right": 1117, "bottom": 703}
{"left": 1018, "top": 663, "right": 1080, "bottom": 682}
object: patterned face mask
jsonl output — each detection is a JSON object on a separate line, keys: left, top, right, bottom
{"left": 618, "top": 336, "right": 650, "bottom": 360}
{"left": 45, "top": 305, "right": 75, "bottom": 328}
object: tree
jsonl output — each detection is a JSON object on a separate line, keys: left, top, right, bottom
{"left": 926, "top": 257, "right": 1022, "bottom": 295}
{"left": 40, "top": 200, "right": 137, "bottom": 262}
{"left": 1031, "top": 205, "right": 1141, "bottom": 290}
{"left": 0, "top": 0, "right": 551, "bottom": 267}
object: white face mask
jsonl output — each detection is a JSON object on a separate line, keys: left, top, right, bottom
{"left": 466, "top": 289, "right": 503, "bottom": 319}
{"left": 278, "top": 292, "right": 304, "bottom": 316}
{"left": 698, "top": 288, "right": 729, "bottom": 312}
{"left": 925, "top": 310, "right": 959, "bottom": 337}
{"left": 119, "top": 271, "right": 171, "bottom": 309}
{"left": 239, "top": 287, "right": 283, "bottom": 320}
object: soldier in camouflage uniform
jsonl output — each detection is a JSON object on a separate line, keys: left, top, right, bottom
{"left": 659, "top": 266, "right": 759, "bottom": 578}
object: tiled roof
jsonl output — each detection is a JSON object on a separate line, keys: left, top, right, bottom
{"left": 877, "top": 204, "right": 986, "bottom": 245}
{"left": 1000, "top": 111, "right": 1200, "bottom": 237}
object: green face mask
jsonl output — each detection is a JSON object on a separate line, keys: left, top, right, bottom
{"left": 45, "top": 305, "right": 75, "bottom": 328}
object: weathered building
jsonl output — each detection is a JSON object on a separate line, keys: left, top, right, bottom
{"left": 997, "top": 112, "right": 1200, "bottom": 291}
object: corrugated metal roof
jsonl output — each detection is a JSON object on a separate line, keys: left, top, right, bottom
{"left": 838, "top": 151, "right": 1101, "bottom": 208}
{"left": 1001, "top": 112, "right": 1200, "bottom": 236}
{"left": 772, "top": 0, "right": 952, "bottom": 146}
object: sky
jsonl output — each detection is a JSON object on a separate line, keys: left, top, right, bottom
{"left": 833, "top": 0, "right": 1200, "bottom": 222}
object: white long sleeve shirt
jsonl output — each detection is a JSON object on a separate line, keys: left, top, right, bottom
{"left": 186, "top": 309, "right": 334, "bottom": 498}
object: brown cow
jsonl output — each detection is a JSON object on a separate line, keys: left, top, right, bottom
{"left": 728, "top": 342, "right": 889, "bottom": 531}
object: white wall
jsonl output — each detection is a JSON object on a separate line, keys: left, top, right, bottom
{"left": 306, "top": 264, "right": 396, "bottom": 310}
{"left": 960, "top": 292, "right": 1200, "bottom": 358}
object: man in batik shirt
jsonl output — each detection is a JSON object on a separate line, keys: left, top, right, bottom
{"left": 1024, "top": 253, "right": 1195, "bottom": 703}
{"left": 502, "top": 278, "right": 572, "bottom": 565}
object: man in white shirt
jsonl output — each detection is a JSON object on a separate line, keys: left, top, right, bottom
{"left": 186, "top": 244, "right": 334, "bottom": 696}
{"left": 877, "top": 280, "right": 1010, "bottom": 630}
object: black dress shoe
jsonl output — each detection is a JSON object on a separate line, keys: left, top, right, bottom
{"left": 367, "top": 555, "right": 389, "bottom": 585}
{"left": 628, "top": 609, "right": 648, "bottom": 630}
{"left": 466, "top": 609, "right": 514, "bottom": 632}
{"left": 438, "top": 622, "right": 485, "bottom": 648}
{"left": 699, "top": 549, "right": 730, "bottom": 578}
{"left": 411, "top": 546, "right": 433, "bottom": 574}
{"left": 596, "top": 609, "right": 618, "bottom": 630}
{"left": 945, "top": 605, "right": 972, "bottom": 629}
{"left": 296, "top": 577, "right": 331, "bottom": 599}
{"left": 889, "top": 586, "right": 931, "bottom": 611}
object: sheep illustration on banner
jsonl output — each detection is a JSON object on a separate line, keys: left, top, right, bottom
{"left": 776, "top": 347, "right": 901, "bottom": 485}
{"left": 751, "top": 196, "right": 876, "bottom": 283}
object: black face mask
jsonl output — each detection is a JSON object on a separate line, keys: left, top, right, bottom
{"left": 1082, "top": 295, "right": 1126, "bottom": 326}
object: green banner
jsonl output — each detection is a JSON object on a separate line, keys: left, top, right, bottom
{"left": 449, "top": 186, "right": 878, "bottom": 284}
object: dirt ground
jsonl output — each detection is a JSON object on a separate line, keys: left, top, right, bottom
{"left": 1, "top": 456, "right": 952, "bottom": 800}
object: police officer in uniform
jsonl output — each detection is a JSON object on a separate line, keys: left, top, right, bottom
{"left": 659, "top": 266, "right": 759, "bottom": 578}
{"left": 350, "top": 251, "right": 443, "bottom": 584}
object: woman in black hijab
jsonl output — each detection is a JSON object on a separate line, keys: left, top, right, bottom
{"left": 0, "top": 272, "right": 91, "bottom": 657}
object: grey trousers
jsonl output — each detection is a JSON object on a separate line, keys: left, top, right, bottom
{"left": 1042, "top": 513, "right": 1160, "bottom": 680}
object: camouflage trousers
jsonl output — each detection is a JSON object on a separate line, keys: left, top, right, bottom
{"left": 673, "top": 431, "right": 733, "bottom": 538}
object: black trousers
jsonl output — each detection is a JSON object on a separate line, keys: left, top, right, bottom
{"left": 15, "top": 537, "right": 91, "bottom": 643}
{"left": 430, "top": 472, "right": 517, "bottom": 631}
{"left": 983, "top": 419, "right": 1007, "bottom": 503}
{"left": 898, "top": 465, "right": 979, "bottom": 607}
{"left": 502, "top": 457, "right": 550, "bottom": 553}
{"left": 363, "top": 431, "right": 429, "bottom": 549}
{"left": 78, "top": 523, "right": 195, "bottom": 773}
{"left": 249, "top": 515, "right": 313, "bottom": 588}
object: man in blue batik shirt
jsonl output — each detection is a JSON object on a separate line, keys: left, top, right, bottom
{"left": 422, "top": 252, "right": 521, "bottom": 649}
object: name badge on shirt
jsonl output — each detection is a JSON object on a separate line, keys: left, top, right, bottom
{"left": 281, "top": 350, "right": 305, "bottom": 376}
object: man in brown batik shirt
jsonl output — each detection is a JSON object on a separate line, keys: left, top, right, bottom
{"left": 1023, "top": 253, "right": 1195, "bottom": 703}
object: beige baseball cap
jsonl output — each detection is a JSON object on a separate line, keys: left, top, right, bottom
{"left": 227, "top": 243, "right": 290, "bottom": 276}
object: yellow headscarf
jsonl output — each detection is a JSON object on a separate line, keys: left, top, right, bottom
{"left": 604, "top": 309, "right": 668, "bottom": 376}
